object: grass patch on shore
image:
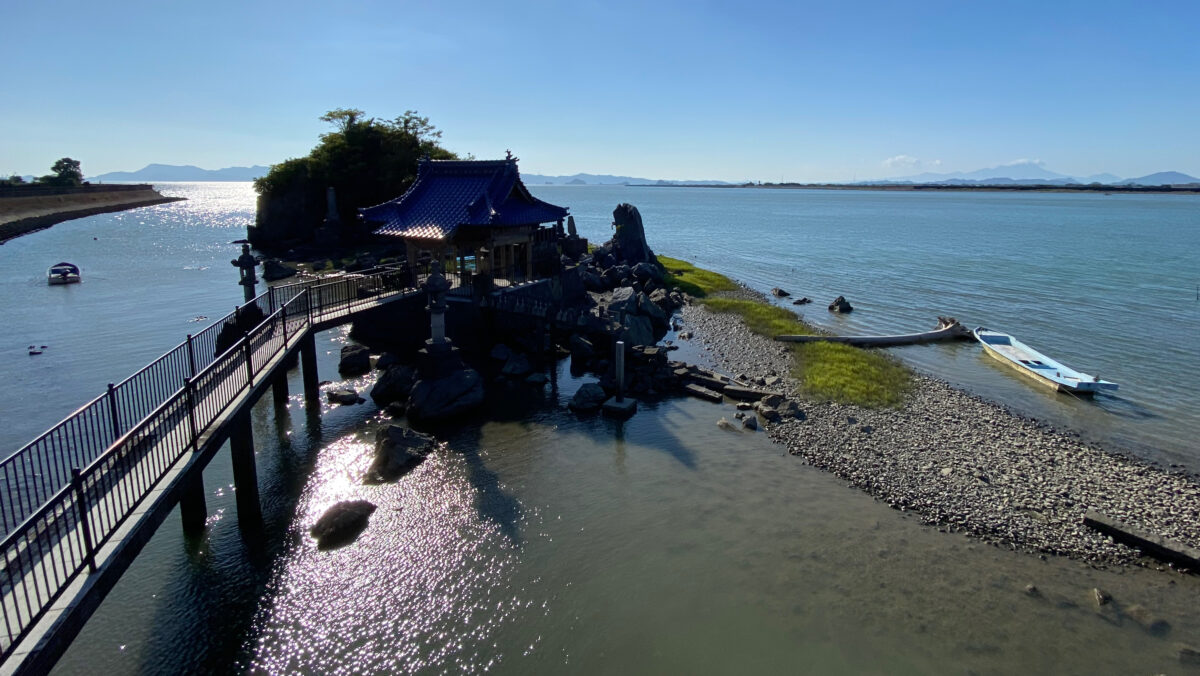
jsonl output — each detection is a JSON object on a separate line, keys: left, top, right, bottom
{"left": 659, "top": 256, "right": 738, "bottom": 297}
{"left": 662, "top": 255, "right": 911, "bottom": 407}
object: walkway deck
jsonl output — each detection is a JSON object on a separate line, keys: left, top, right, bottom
{"left": 0, "top": 266, "right": 427, "bottom": 674}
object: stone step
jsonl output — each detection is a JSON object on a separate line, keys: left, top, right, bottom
{"left": 683, "top": 383, "right": 723, "bottom": 402}
{"left": 722, "top": 385, "right": 784, "bottom": 401}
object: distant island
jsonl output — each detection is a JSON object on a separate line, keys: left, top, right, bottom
{"left": 89, "top": 164, "right": 270, "bottom": 182}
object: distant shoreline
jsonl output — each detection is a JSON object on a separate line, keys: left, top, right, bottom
{"left": 0, "top": 186, "right": 185, "bottom": 243}
{"left": 633, "top": 182, "right": 1200, "bottom": 195}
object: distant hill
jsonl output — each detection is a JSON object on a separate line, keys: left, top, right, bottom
{"left": 90, "top": 164, "right": 270, "bottom": 182}
{"left": 522, "top": 172, "right": 731, "bottom": 186}
{"left": 1117, "top": 171, "right": 1199, "bottom": 186}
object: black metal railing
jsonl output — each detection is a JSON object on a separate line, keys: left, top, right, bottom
{"left": 0, "top": 269, "right": 421, "bottom": 661}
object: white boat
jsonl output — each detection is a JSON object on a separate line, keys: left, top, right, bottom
{"left": 47, "top": 262, "right": 80, "bottom": 285}
{"left": 974, "top": 327, "right": 1117, "bottom": 395}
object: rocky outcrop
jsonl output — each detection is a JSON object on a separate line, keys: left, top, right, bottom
{"left": 365, "top": 425, "right": 435, "bottom": 483}
{"left": 213, "top": 304, "right": 267, "bottom": 357}
{"left": 407, "top": 368, "right": 485, "bottom": 423}
{"left": 771, "top": 287, "right": 790, "bottom": 297}
{"left": 310, "top": 500, "right": 376, "bottom": 549}
{"left": 610, "top": 203, "right": 658, "bottom": 266}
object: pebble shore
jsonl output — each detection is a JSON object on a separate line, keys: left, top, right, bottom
{"left": 678, "top": 286, "right": 1200, "bottom": 567}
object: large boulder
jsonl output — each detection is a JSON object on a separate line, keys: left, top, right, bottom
{"left": 501, "top": 353, "right": 533, "bottom": 377}
{"left": 620, "top": 315, "right": 655, "bottom": 347}
{"left": 606, "top": 286, "right": 639, "bottom": 316}
{"left": 569, "top": 383, "right": 608, "bottom": 412}
{"left": 611, "top": 203, "right": 658, "bottom": 265}
{"left": 310, "top": 500, "right": 376, "bottom": 549}
{"left": 365, "top": 425, "right": 435, "bottom": 483}
{"left": 632, "top": 261, "right": 664, "bottom": 283}
{"left": 262, "top": 258, "right": 298, "bottom": 282}
{"left": 370, "top": 364, "right": 416, "bottom": 406}
{"left": 407, "top": 369, "right": 485, "bottom": 423}
{"left": 338, "top": 344, "right": 372, "bottom": 376}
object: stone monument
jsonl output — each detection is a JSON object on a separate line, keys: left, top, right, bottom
{"left": 231, "top": 243, "right": 258, "bottom": 302}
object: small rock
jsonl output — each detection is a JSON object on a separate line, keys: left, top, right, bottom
{"left": 771, "top": 287, "right": 790, "bottom": 297}
{"left": 1024, "top": 584, "right": 1040, "bottom": 596}
{"left": 940, "top": 467, "right": 953, "bottom": 476}
{"left": 568, "top": 383, "right": 608, "bottom": 412}
{"left": 717, "top": 417, "right": 738, "bottom": 431}
{"left": 1123, "top": 604, "right": 1170, "bottom": 636}
{"left": 310, "top": 500, "right": 377, "bottom": 549}
{"left": 742, "top": 415, "right": 759, "bottom": 431}
{"left": 1092, "top": 588, "right": 1111, "bottom": 607}
{"left": 828, "top": 295, "right": 854, "bottom": 313}
{"left": 792, "top": 297, "right": 812, "bottom": 305}
{"left": 326, "top": 388, "right": 360, "bottom": 405}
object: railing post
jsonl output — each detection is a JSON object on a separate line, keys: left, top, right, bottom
{"left": 185, "top": 378, "right": 199, "bottom": 450}
{"left": 71, "top": 468, "right": 97, "bottom": 573}
{"left": 106, "top": 383, "right": 121, "bottom": 439}
{"left": 306, "top": 288, "right": 313, "bottom": 325}
{"left": 281, "top": 303, "right": 289, "bottom": 343}
{"left": 186, "top": 333, "right": 197, "bottom": 378}
{"left": 243, "top": 338, "right": 254, "bottom": 387}
{"left": 268, "top": 288, "right": 276, "bottom": 315}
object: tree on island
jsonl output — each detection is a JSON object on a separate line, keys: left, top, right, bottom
{"left": 37, "top": 158, "right": 85, "bottom": 187}
{"left": 251, "top": 109, "right": 458, "bottom": 249}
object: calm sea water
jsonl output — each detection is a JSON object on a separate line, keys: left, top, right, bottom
{"left": 0, "top": 183, "right": 1196, "bottom": 674}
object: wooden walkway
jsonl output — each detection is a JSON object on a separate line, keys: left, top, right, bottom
{"left": 0, "top": 267, "right": 425, "bottom": 674}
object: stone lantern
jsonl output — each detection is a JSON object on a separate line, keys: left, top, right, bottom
{"left": 231, "top": 243, "right": 258, "bottom": 302}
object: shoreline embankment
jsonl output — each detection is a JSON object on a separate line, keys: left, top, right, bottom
{"left": 675, "top": 280, "right": 1200, "bottom": 569}
{"left": 0, "top": 185, "right": 185, "bottom": 243}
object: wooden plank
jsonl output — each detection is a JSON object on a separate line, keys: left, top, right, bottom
{"left": 721, "top": 385, "right": 783, "bottom": 401}
{"left": 1083, "top": 510, "right": 1200, "bottom": 569}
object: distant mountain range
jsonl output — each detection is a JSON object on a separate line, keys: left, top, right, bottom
{"left": 89, "top": 164, "right": 270, "bottom": 182}
{"left": 521, "top": 172, "right": 732, "bottom": 186}
{"left": 867, "top": 161, "right": 1198, "bottom": 186}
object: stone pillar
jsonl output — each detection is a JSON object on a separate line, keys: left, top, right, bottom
{"left": 300, "top": 333, "right": 319, "bottom": 409}
{"left": 179, "top": 472, "right": 207, "bottom": 533}
{"left": 231, "top": 243, "right": 258, "bottom": 303}
{"left": 228, "top": 411, "right": 262, "bottom": 527}
{"left": 426, "top": 261, "right": 450, "bottom": 346}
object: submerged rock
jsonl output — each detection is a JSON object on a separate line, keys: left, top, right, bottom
{"left": 365, "top": 425, "right": 435, "bottom": 483}
{"left": 326, "top": 388, "right": 361, "bottom": 405}
{"left": 828, "top": 296, "right": 854, "bottom": 313}
{"left": 310, "top": 500, "right": 377, "bottom": 549}
{"left": 569, "top": 383, "right": 608, "bottom": 412}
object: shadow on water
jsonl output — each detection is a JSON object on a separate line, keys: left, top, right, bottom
{"left": 1092, "top": 393, "right": 1161, "bottom": 421}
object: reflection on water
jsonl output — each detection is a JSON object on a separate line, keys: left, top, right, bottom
{"left": 241, "top": 360, "right": 1200, "bottom": 675}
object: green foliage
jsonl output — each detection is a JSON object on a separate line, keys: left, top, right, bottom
{"left": 37, "top": 157, "right": 83, "bottom": 186}
{"left": 1, "top": 174, "right": 26, "bottom": 186}
{"left": 658, "top": 255, "right": 738, "bottom": 297}
{"left": 666, "top": 254, "right": 912, "bottom": 407}
{"left": 253, "top": 108, "right": 457, "bottom": 242}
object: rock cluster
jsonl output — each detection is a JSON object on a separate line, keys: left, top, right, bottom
{"left": 365, "top": 425, "right": 435, "bottom": 483}
{"left": 679, "top": 287, "right": 1200, "bottom": 567}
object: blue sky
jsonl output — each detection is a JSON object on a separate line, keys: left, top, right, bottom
{"left": 3, "top": 0, "right": 1197, "bottom": 181}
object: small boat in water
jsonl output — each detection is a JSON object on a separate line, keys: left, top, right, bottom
{"left": 47, "top": 262, "right": 80, "bottom": 285}
{"left": 974, "top": 327, "right": 1118, "bottom": 395}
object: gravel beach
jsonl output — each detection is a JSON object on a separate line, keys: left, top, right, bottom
{"left": 678, "top": 285, "right": 1200, "bottom": 568}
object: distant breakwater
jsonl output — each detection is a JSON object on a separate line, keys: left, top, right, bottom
{"left": 0, "top": 185, "right": 185, "bottom": 243}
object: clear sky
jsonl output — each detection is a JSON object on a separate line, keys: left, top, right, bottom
{"left": 3, "top": 0, "right": 1197, "bottom": 182}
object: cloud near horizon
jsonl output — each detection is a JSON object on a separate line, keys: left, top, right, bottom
{"left": 1001, "top": 158, "right": 1045, "bottom": 167}
{"left": 882, "top": 155, "right": 941, "bottom": 170}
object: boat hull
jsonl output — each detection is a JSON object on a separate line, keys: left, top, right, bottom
{"left": 47, "top": 276, "right": 80, "bottom": 285}
{"left": 974, "top": 328, "right": 1117, "bottom": 396}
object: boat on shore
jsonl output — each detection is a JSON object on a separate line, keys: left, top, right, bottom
{"left": 47, "top": 262, "right": 80, "bottom": 285}
{"left": 974, "top": 327, "right": 1118, "bottom": 395}
{"left": 776, "top": 317, "right": 971, "bottom": 346}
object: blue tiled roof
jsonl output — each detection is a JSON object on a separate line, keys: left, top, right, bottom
{"left": 360, "top": 158, "right": 569, "bottom": 241}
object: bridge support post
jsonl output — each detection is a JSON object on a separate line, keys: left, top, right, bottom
{"left": 300, "top": 332, "right": 320, "bottom": 409}
{"left": 179, "top": 473, "right": 207, "bottom": 533}
{"left": 229, "top": 412, "right": 262, "bottom": 527}
{"left": 272, "top": 371, "right": 289, "bottom": 409}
